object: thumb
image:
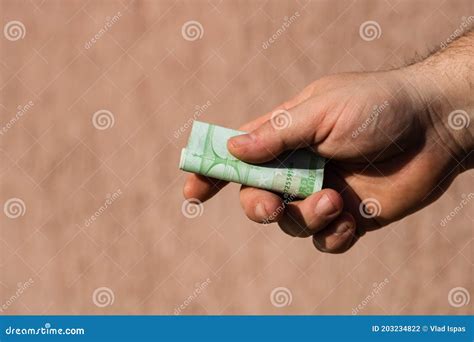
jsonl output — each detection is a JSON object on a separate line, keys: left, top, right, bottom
{"left": 228, "top": 102, "right": 318, "bottom": 163}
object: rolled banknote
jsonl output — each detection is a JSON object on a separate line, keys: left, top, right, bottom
{"left": 179, "top": 121, "right": 325, "bottom": 198}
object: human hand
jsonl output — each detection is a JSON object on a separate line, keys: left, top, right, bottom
{"left": 183, "top": 35, "right": 473, "bottom": 253}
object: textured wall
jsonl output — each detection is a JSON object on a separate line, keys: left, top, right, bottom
{"left": 0, "top": 0, "right": 472, "bottom": 315}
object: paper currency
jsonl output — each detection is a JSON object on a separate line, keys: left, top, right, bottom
{"left": 179, "top": 121, "right": 325, "bottom": 198}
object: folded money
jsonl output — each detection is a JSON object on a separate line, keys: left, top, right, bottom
{"left": 179, "top": 121, "right": 325, "bottom": 198}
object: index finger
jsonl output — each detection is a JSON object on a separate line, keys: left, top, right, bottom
{"left": 183, "top": 174, "right": 228, "bottom": 202}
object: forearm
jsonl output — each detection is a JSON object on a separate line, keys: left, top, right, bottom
{"left": 398, "top": 31, "right": 474, "bottom": 168}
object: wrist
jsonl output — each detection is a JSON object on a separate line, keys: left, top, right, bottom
{"left": 395, "top": 53, "right": 473, "bottom": 169}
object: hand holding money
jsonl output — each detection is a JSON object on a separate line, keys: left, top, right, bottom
{"left": 180, "top": 121, "right": 325, "bottom": 199}
{"left": 183, "top": 32, "right": 474, "bottom": 254}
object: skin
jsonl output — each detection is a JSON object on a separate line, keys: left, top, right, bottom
{"left": 183, "top": 32, "right": 474, "bottom": 253}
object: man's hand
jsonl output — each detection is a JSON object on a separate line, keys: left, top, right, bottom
{"left": 183, "top": 32, "right": 473, "bottom": 253}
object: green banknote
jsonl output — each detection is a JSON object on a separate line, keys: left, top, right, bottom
{"left": 179, "top": 121, "right": 325, "bottom": 198}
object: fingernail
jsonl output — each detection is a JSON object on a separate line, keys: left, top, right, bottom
{"left": 315, "top": 194, "right": 337, "bottom": 216}
{"left": 312, "top": 237, "right": 328, "bottom": 252}
{"left": 230, "top": 134, "right": 255, "bottom": 148}
{"left": 255, "top": 203, "right": 268, "bottom": 220}
{"left": 334, "top": 223, "right": 351, "bottom": 236}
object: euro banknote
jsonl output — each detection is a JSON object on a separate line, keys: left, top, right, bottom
{"left": 179, "top": 121, "right": 325, "bottom": 198}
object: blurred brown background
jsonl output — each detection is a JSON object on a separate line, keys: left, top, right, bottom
{"left": 0, "top": 0, "right": 472, "bottom": 315}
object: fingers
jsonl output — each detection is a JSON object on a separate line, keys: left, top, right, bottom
{"left": 183, "top": 174, "right": 228, "bottom": 202}
{"left": 239, "top": 186, "right": 284, "bottom": 223}
{"left": 277, "top": 189, "right": 343, "bottom": 237}
{"left": 238, "top": 184, "right": 359, "bottom": 253}
{"left": 312, "top": 211, "right": 357, "bottom": 253}
{"left": 228, "top": 100, "right": 321, "bottom": 163}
